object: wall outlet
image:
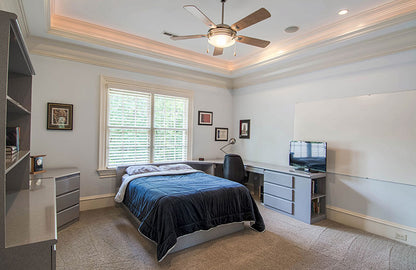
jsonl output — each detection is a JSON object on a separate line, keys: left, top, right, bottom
{"left": 395, "top": 232, "right": 407, "bottom": 241}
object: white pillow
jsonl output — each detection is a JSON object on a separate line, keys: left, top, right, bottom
{"left": 158, "top": 164, "right": 193, "bottom": 171}
{"left": 126, "top": 165, "right": 161, "bottom": 175}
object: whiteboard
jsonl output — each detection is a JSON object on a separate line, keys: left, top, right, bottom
{"left": 294, "top": 90, "right": 416, "bottom": 186}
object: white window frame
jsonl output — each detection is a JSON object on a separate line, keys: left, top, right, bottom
{"left": 97, "top": 76, "right": 193, "bottom": 177}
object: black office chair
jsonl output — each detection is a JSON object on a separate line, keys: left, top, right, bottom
{"left": 223, "top": 154, "right": 248, "bottom": 185}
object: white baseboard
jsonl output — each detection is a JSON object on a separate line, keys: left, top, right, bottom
{"left": 327, "top": 205, "right": 416, "bottom": 247}
{"left": 80, "top": 193, "right": 116, "bottom": 211}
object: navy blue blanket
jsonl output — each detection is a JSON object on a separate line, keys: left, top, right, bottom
{"left": 122, "top": 172, "right": 265, "bottom": 261}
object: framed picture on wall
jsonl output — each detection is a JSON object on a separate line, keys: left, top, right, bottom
{"left": 198, "top": 111, "right": 213, "bottom": 125}
{"left": 239, "top": 119, "right": 250, "bottom": 139}
{"left": 47, "top": 102, "right": 73, "bottom": 130}
{"left": 215, "top": 128, "right": 228, "bottom": 141}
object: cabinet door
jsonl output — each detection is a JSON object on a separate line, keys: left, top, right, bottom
{"left": 293, "top": 176, "right": 312, "bottom": 224}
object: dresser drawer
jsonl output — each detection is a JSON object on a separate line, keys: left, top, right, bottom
{"left": 264, "top": 182, "right": 293, "bottom": 201}
{"left": 56, "top": 174, "right": 80, "bottom": 196}
{"left": 264, "top": 171, "right": 294, "bottom": 188}
{"left": 57, "top": 190, "right": 80, "bottom": 212}
{"left": 264, "top": 194, "right": 293, "bottom": 214}
{"left": 57, "top": 204, "right": 79, "bottom": 228}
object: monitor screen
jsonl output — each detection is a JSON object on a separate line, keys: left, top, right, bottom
{"left": 289, "top": 141, "right": 327, "bottom": 172}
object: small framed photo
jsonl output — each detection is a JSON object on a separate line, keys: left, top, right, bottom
{"left": 239, "top": 119, "right": 250, "bottom": 139}
{"left": 215, "top": 128, "right": 228, "bottom": 141}
{"left": 47, "top": 103, "right": 73, "bottom": 130}
{"left": 198, "top": 111, "right": 213, "bottom": 125}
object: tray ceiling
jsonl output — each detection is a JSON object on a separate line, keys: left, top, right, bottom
{"left": 21, "top": 0, "right": 415, "bottom": 74}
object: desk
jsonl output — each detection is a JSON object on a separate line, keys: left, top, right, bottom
{"left": 201, "top": 159, "right": 326, "bottom": 224}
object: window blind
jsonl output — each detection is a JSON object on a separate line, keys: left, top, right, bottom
{"left": 106, "top": 89, "right": 189, "bottom": 168}
{"left": 153, "top": 94, "right": 188, "bottom": 162}
{"left": 107, "top": 89, "right": 151, "bottom": 168}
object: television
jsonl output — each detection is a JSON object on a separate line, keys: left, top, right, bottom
{"left": 289, "top": 141, "right": 327, "bottom": 172}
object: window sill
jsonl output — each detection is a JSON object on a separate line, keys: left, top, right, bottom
{"left": 97, "top": 168, "right": 116, "bottom": 178}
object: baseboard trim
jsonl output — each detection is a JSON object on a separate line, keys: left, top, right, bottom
{"left": 327, "top": 205, "right": 416, "bottom": 246}
{"left": 80, "top": 193, "right": 115, "bottom": 211}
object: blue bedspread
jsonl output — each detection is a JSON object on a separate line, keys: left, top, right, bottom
{"left": 122, "top": 172, "right": 265, "bottom": 261}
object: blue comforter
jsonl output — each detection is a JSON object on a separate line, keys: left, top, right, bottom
{"left": 122, "top": 172, "right": 265, "bottom": 261}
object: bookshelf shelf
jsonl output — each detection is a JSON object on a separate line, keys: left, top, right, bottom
{"left": 5, "top": 150, "right": 30, "bottom": 174}
{"left": 311, "top": 193, "right": 326, "bottom": 200}
{"left": 7, "top": 95, "right": 31, "bottom": 114}
{"left": 311, "top": 213, "right": 326, "bottom": 223}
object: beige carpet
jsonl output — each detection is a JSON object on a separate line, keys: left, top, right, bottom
{"left": 56, "top": 203, "right": 416, "bottom": 270}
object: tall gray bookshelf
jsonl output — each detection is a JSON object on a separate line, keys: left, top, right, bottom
{"left": 0, "top": 10, "right": 57, "bottom": 269}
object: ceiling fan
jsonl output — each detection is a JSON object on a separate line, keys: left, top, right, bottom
{"left": 164, "top": 0, "right": 271, "bottom": 56}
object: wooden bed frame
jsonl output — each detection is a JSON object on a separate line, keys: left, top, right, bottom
{"left": 115, "top": 162, "right": 245, "bottom": 257}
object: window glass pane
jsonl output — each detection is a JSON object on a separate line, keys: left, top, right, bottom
{"left": 153, "top": 129, "right": 188, "bottom": 162}
{"left": 107, "top": 128, "right": 150, "bottom": 168}
{"left": 154, "top": 94, "right": 188, "bottom": 129}
{"left": 108, "top": 89, "right": 151, "bottom": 128}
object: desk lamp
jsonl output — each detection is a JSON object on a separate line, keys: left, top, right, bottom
{"left": 220, "top": 138, "right": 236, "bottom": 154}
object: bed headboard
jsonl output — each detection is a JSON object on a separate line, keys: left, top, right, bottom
{"left": 115, "top": 161, "right": 215, "bottom": 187}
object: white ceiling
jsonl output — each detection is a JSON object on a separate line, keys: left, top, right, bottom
{"left": 21, "top": 0, "right": 406, "bottom": 71}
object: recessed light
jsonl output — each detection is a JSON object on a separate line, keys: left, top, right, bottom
{"left": 285, "top": 26, "right": 299, "bottom": 33}
{"left": 338, "top": 9, "right": 349, "bottom": 15}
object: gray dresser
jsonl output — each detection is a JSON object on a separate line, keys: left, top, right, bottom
{"left": 31, "top": 168, "right": 80, "bottom": 229}
{"left": 263, "top": 169, "right": 326, "bottom": 224}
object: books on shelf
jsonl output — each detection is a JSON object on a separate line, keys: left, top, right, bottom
{"left": 6, "top": 145, "right": 17, "bottom": 153}
{"left": 311, "top": 179, "right": 318, "bottom": 194}
{"left": 6, "top": 126, "right": 20, "bottom": 151}
{"left": 311, "top": 198, "right": 321, "bottom": 215}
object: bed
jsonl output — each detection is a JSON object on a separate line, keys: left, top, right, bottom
{"left": 115, "top": 163, "right": 265, "bottom": 261}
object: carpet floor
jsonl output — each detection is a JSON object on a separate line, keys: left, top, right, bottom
{"left": 56, "top": 203, "right": 416, "bottom": 270}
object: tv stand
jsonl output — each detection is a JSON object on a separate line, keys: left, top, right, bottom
{"left": 262, "top": 166, "right": 327, "bottom": 224}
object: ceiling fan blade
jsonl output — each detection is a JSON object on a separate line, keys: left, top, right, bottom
{"left": 184, "top": 5, "right": 216, "bottom": 28}
{"left": 237, "top": 35, "right": 270, "bottom": 48}
{"left": 231, "top": 8, "right": 271, "bottom": 31}
{"left": 170, "top": 34, "right": 206, "bottom": 40}
{"left": 213, "top": 47, "right": 223, "bottom": 56}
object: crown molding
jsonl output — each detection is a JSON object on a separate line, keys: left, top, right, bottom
{"left": 232, "top": 26, "right": 416, "bottom": 89}
{"left": 27, "top": 36, "right": 233, "bottom": 89}
{"left": 232, "top": 0, "right": 416, "bottom": 72}
{"left": 49, "top": 14, "right": 232, "bottom": 75}
{"left": 26, "top": 23, "right": 416, "bottom": 91}
{"left": 45, "top": 0, "right": 416, "bottom": 74}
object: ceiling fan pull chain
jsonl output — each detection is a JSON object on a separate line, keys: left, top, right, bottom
{"left": 221, "top": 0, "right": 225, "bottom": 24}
{"left": 206, "top": 43, "right": 210, "bottom": 54}
{"left": 234, "top": 43, "right": 237, "bottom": 56}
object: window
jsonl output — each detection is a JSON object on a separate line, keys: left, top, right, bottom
{"left": 98, "top": 76, "right": 193, "bottom": 176}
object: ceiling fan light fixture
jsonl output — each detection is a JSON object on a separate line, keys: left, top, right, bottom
{"left": 207, "top": 27, "right": 236, "bottom": 48}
